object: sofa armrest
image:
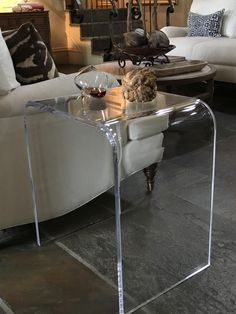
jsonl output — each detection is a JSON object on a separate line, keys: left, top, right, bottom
{"left": 161, "top": 26, "right": 188, "bottom": 38}
{"left": 0, "top": 72, "right": 120, "bottom": 119}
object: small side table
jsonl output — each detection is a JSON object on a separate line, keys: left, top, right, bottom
{"left": 25, "top": 88, "right": 216, "bottom": 314}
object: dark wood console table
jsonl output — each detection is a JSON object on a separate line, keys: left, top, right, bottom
{"left": 0, "top": 11, "right": 51, "bottom": 52}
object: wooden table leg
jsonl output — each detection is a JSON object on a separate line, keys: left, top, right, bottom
{"left": 143, "top": 162, "right": 158, "bottom": 192}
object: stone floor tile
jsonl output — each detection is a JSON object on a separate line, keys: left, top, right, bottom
{"left": 60, "top": 195, "right": 211, "bottom": 313}
{"left": 0, "top": 244, "right": 118, "bottom": 314}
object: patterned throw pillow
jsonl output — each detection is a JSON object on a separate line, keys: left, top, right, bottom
{"left": 3, "top": 22, "right": 59, "bottom": 85}
{"left": 187, "top": 9, "right": 225, "bottom": 37}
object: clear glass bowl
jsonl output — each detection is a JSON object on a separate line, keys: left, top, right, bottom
{"left": 74, "top": 66, "right": 109, "bottom": 112}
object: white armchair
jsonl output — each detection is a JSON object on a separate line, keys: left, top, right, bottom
{"left": 0, "top": 72, "right": 168, "bottom": 231}
{"left": 162, "top": 0, "right": 236, "bottom": 83}
{"left": 0, "top": 72, "right": 116, "bottom": 230}
{"left": 0, "top": 22, "right": 168, "bottom": 231}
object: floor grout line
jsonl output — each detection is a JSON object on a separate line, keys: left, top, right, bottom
{"left": 55, "top": 241, "right": 152, "bottom": 314}
{"left": 55, "top": 240, "right": 119, "bottom": 291}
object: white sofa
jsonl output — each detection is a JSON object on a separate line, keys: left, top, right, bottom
{"left": 0, "top": 73, "right": 168, "bottom": 230}
{"left": 162, "top": 0, "right": 236, "bottom": 83}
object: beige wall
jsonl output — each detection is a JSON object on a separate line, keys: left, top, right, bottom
{"left": 39, "top": 0, "right": 67, "bottom": 50}
{"left": 0, "top": 0, "right": 17, "bottom": 12}
{"left": 153, "top": 0, "right": 192, "bottom": 29}
{"left": 43, "top": 1, "right": 102, "bottom": 65}
{"left": 169, "top": 0, "right": 192, "bottom": 26}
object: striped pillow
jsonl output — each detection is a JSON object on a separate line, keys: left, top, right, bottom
{"left": 3, "top": 23, "right": 59, "bottom": 85}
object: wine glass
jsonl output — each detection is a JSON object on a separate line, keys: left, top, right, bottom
{"left": 74, "top": 66, "right": 109, "bottom": 113}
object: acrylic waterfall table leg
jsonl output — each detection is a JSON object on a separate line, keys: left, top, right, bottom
{"left": 24, "top": 92, "right": 216, "bottom": 314}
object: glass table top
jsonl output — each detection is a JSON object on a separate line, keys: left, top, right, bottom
{"left": 26, "top": 86, "right": 196, "bottom": 125}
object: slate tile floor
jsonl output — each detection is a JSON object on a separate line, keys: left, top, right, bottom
{"left": 0, "top": 84, "right": 236, "bottom": 314}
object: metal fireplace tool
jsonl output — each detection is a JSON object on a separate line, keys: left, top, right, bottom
{"left": 107, "top": 0, "right": 175, "bottom": 67}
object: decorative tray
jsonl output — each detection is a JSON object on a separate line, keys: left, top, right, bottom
{"left": 153, "top": 60, "right": 208, "bottom": 77}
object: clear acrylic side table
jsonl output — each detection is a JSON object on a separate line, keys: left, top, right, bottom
{"left": 24, "top": 87, "right": 216, "bottom": 314}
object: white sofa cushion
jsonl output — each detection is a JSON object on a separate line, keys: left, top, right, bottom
{"left": 123, "top": 133, "right": 164, "bottom": 175}
{"left": 0, "top": 73, "right": 79, "bottom": 118}
{"left": 128, "top": 114, "right": 169, "bottom": 140}
{"left": 191, "top": 38, "right": 236, "bottom": 67}
{"left": 161, "top": 26, "right": 188, "bottom": 38}
{"left": 0, "top": 72, "right": 119, "bottom": 118}
{"left": 168, "top": 36, "right": 236, "bottom": 67}
{"left": 190, "top": 0, "right": 236, "bottom": 38}
{"left": 167, "top": 36, "right": 213, "bottom": 60}
{"left": 0, "top": 30, "right": 20, "bottom": 96}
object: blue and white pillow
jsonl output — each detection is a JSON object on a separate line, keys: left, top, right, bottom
{"left": 187, "top": 9, "right": 225, "bottom": 37}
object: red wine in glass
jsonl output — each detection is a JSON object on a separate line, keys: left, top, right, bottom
{"left": 85, "top": 87, "right": 106, "bottom": 98}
